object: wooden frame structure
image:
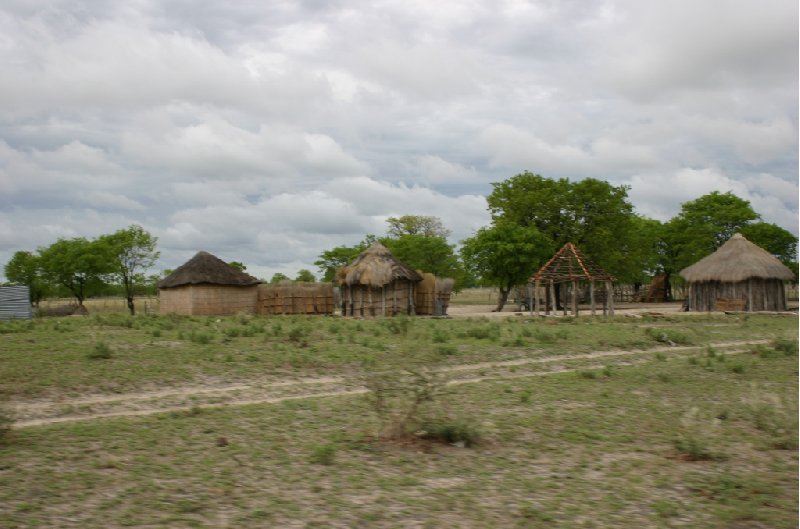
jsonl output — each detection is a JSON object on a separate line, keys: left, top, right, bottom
{"left": 528, "top": 243, "right": 615, "bottom": 317}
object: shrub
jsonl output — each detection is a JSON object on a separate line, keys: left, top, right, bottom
{"left": 384, "top": 316, "right": 412, "bottom": 336}
{"left": 190, "top": 331, "right": 212, "bottom": 345}
{"left": 287, "top": 325, "right": 310, "bottom": 343}
{"left": 418, "top": 417, "right": 481, "bottom": 447}
{"left": 748, "top": 393, "right": 798, "bottom": 450}
{"left": 673, "top": 435, "right": 714, "bottom": 461}
{"left": 729, "top": 362, "right": 746, "bottom": 374}
{"left": 772, "top": 338, "right": 798, "bottom": 356}
{"left": 645, "top": 327, "right": 692, "bottom": 345}
{"left": 436, "top": 345, "right": 458, "bottom": 356}
{"left": 87, "top": 342, "right": 113, "bottom": 360}
{"left": 431, "top": 329, "right": 449, "bottom": 343}
{"left": 465, "top": 324, "right": 500, "bottom": 341}
{"left": 363, "top": 366, "right": 446, "bottom": 440}
{"left": 309, "top": 443, "right": 336, "bottom": 465}
{"left": 0, "top": 396, "right": 13, "bottom": 443}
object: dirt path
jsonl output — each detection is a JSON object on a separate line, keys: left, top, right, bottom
{"left": 11, "top": 340, "right": 768, "bottom": 428}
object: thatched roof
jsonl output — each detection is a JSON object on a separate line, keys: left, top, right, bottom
{"left": 530, "top": 242, "right": 615, "bottom": 283}
{"left": 679, "top": 233, "right": 795, "bottom": 283}
{"left": 336, "top": 243, "right": 423, "bottom": 287}
{"left": 158, "top": 251, "right": 260, "bottom": 288}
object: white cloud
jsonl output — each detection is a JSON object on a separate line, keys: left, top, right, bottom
{"left": 0, "top": 0, "right": 796, "bottom": 281}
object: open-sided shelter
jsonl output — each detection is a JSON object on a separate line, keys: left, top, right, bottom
{"left": 679, "top": 233, "right": 795, "bottom": 312}
{"left": 528, "top": 242, "right": 615, "bottom": 316}
{"left": 337, "top": 243, "right": 423, "bottom": 316}
{"left": 158, "top": 251, "right": 261, "bottom": 315}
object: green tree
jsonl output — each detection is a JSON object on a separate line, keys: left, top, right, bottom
{"left": 740, "top": 222, "right": 798, "bottom": 266}
{"left": 624, "top": 216, "right": 667, "bottom": 292}
{"left": 486, "top": 172, "right": 637, "bottom": 279}
{"left": 228, "top": 261, "right": 247, "bottom": 272}
{"left": 314, "top": 236, "right": 377, "bottom": 282}
{"left": 295, "top": 269, "right": 316, "bottom": 282}
{"left": 460, "top": 221, "right": 553, "bottom": 311}
{"left": 269, "top": 272, "right": 290, "bottom": 284}
{"left": 4, "top": 250, "right": 46, "bottom": 306}
{"left": 665, "top": 191, "right": 759, "bottom": 274}
{"left": 386, "top": 215, "right": 451, "bottom": 239}
{"left": 38, "top": 237, "right": 111, "bottom": 306}
{"left": 382, "top": 234, "right": 466, "bottom": 281}
{"left": 98, "top": 225, "right": 159, "bottom": 315}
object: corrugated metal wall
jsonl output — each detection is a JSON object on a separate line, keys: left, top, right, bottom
{"left": 0, "top": 286, "right": 32, "bottom": 320}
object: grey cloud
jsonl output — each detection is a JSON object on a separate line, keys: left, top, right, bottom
{"left": 0, "top": 0, "right": 796, "bottom": 280}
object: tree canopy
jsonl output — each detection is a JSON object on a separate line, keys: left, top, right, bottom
{"left": 98, "top": 225, "right": 159, "bottom": 315}
{"left": 485, "top": 172, "right": 639, "bottom": 282}
{"left": 4, "top": 250, "right": 46, "bottom": 305}
{"left": 385, "top": 215, "right": 451, "bottom": 239}
{"left": 295, "top": 269, "right": 316, "bottom": 282}
{"left": 461, "top": 221, "right": 553, "bottom": 311}
{"left": 38, "top": 237, "right": 111, "bottom": 306}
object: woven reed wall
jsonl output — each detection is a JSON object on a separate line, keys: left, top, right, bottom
{"left": 160, "top": 284, "right": 258, "bottom": 315}
{"left": 341, "top": 279, "right": 416, "bottom": 317}
{"left": 415, "top": 273, "right": 453, "bottom": 316}
{"left": 257, "top": 283, "right": 335, "bottom": 315}
{"left": 686, "top": 279, "right": 787, "bottom": 312}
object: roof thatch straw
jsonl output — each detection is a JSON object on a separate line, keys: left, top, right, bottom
{"left": 679, "top": 233, "right": 795, "bottom": 283}
{"left": 336, "top": 243, "right": 423, "bottom": 287}
{"left": 158, "top": 251, "right": 260, "bottom": 288}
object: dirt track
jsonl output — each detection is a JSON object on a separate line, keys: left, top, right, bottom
{"left": 11, "top": 339, "right": 767, "bottom": 428}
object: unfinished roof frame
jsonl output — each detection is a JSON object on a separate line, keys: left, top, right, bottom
{"left": 527, "top": 242, "right": 616, "bottom": 317}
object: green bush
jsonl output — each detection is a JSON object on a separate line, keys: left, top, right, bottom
{"left": 190, "top": 331, "right": 212, "bottom": 345}
{"left": 0, "top": 397, "right": 13, "bottom": 443}
{"left": 384, "top": 316, "right": 412, "bottom": 336}
{"left": 309, "top": 443, "right": 336, "bottom": 465}
{"left": 87, "top": 342, "right": 113, "bottom": 360}
{"left": 418, "top": 417, "right": 481, "bottom": 447}
{"left": 431, "top": 329, "right": 449, "bottom": 343}
{"left": 465, "top": 324, "right": 500, "bottom": 341}
{"left": 645, "top": 327, "right": 692, "bottom": 345}
{"left": 673, "top": 436, "right": 714, "bottom": 461}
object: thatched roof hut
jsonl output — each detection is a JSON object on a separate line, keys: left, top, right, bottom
{"left": 158, "top": 251, "right": 260, "bottom": 315}
{"left": 679, "top": 233, "right": 795, "bottom": 312}
{"left": 337, "top": 243, "right": 423, "bottom": 316}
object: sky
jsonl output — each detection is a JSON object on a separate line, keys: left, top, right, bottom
{"left": 0, "top": 0, "right": 797, "bottom": 281}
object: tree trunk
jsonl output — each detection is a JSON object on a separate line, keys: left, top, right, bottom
{"left": 664, "top": 272, "right": 673, "bottom": 302}
{"left": 554, "top": 283, "right": 563, "bottom": 310}
{"left": 494, "top": 287, "right": 511, "bottom": 312}
{"left": 127, "top": 296, "right": 136, "bottom": 316}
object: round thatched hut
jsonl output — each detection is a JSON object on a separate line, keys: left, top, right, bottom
{"left": 679, "top": 233, "right": 795, "bottom": 312}
{"left": 337, "top": 243, "right": 423, "bottom": 316}
{"left": 158, "top": 251, "right": 261, "bottom": 315}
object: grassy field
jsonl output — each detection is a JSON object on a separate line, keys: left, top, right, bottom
{"left": 0, "top": 311, "right": 797, "bottom": 528}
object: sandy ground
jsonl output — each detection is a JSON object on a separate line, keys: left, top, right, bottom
{"left": 11, "top": 338, "right": 768, "bottom": 428}
{"left": 446, "top": 302, "right": 687, "bottom": 317}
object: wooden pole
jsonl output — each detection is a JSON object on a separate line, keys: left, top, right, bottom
{"left": 607, "top": 281, "right": 615, "bottom": 317}
{"left": 527, "top": 283, "right": 533, "bottom": 315}
{"left": 747, "top": 279, "right": 753, "bottom": 312}
{"left": 347, "top": 285, "right": 353, "bottom": 316}
{"left": 571, "top": 280, "right": 578, "bottom": 316}
{"left": 590, "top": 281, "right": 596, "bottom": 316}
{"left": 549, "top": 281, "right": 556, "bottom": 316}
{"left": 534, "top": 280, "right": 540, "bottom": 317}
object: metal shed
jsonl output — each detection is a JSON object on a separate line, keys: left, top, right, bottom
{"left": 0, "top": 286, "right": 33, "bottom": 320}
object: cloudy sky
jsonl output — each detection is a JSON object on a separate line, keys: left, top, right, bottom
{"left": 1, "top": 0, "right": 797, "bottom": 280}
